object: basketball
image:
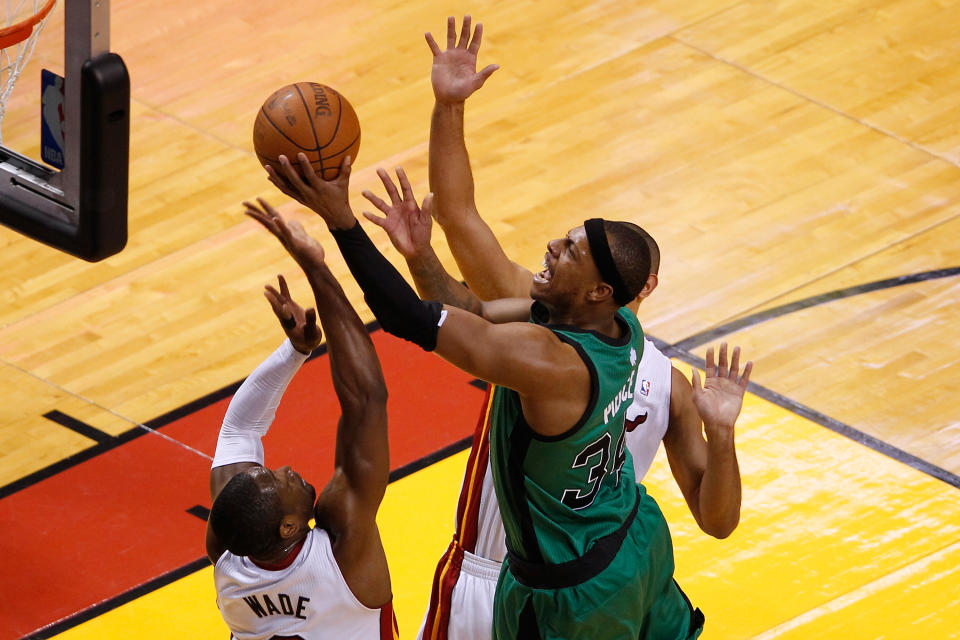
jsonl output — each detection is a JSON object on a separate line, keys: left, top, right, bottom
{"left": 253, "top": 82, "right": 361, "bottom": 181}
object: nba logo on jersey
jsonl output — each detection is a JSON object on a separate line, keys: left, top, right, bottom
{"left": 639, "top": 379, "right": 651, "bottom": 396}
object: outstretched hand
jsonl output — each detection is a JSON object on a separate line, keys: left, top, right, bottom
{"left": 265, "top": 153, "right": 357, "bottom": 230}
{"left": 426, "top": 15, "right": 499, "bottom": 103}
{"left": 264, "top": 275, "right": 323, "bottom": 355}
{"left": 361, "top": 167, "right": 434, "bottom": 259}
{"left": 244, "top": 197, "right": 326, "bottom": 268}
{"left": 691, "top": 343, "right": 753, "bottom": 442}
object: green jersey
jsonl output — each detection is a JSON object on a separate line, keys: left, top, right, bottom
{"left": 489, "top": 303, "right": 645, "bottom": 564}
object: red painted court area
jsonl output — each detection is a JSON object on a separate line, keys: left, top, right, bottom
{"left": 0, "top": 330, "right": 484, "bottom": 639}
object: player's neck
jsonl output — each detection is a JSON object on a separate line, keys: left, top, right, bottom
{"left": 251, "top": 533, "right": 307, "bottom": 571}
{"left": 546, "top": 303, "right": 623, "bottom": 339}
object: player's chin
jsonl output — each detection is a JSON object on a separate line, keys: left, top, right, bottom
{"left": 530, "top": 274, "right": 551, "bottom": 298}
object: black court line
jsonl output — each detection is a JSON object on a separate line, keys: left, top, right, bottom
{"left": 388, "top": 435, "right": 474, "bottom": 483}
{"left": 674, "top": 266, "right": 960, "bottom": 350}
{"left": 0, "top": 324, "right": 360, "bottom": 501}
{"left": 20, "top": 557, "right": 212, "bottom": 640}
{"left": 648, "top": 335, "right": 960, "bottom": 491}
{"left": 43, "top": 410, "right": 114, "bottom": 445}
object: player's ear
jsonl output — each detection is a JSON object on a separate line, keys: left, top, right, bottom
{"left": 636, "top": 273, "right": 658, "bottom": 301}
{"left": 278, "top": 515, "right": 302, "bottom": 540}
{"left": 587, "top": 281, "right": 615, "bottom": 303}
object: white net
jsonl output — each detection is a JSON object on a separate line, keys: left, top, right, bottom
{"left": 1, "top": 0, "right": 58, "bottom": 143}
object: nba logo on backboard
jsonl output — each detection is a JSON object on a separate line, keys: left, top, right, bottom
{"left": 41, "top": 69, "right": 65, "bottom": 169}
{"left": 639, "top": 379, "right": 651, "bottom": 396}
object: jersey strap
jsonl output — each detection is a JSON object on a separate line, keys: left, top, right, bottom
{"left": 506, "top": 486, "right": 639, "bottom": 589}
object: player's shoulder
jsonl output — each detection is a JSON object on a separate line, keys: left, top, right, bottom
{"left": 639, "top": 337, "right": 671, "bottom": 368}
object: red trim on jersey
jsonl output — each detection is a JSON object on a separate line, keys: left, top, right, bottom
{"left": 422, "top": 538, "right": 464, "bottom": 640}
{"left": 422, "top": 388, "right": 495, "bottom": 640}
{"left": 380, "top": 598, "right": 400, "bottom": 639}
{"left": 455, "top": 387, "right": 495, "bottom": 551}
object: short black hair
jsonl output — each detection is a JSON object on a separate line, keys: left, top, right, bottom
{"left": 209, "top": 470, "right": 283, "bottom": 558}
{"left": 621, "top": 222, "right": 660, "bottom": 276}
{"left": 605, "top": 221, "right": 652, "bottom": 301}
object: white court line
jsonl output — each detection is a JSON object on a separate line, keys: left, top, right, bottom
{"left": 749, "top": 539, "right": 960, "bottom": 639}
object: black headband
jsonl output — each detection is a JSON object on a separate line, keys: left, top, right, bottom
{"left": 583, "top": 218, "right": 632, "bottom": 305}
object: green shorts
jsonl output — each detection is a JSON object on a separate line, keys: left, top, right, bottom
{"left": 492, "top": 491, "right": 703, "bottom": 640}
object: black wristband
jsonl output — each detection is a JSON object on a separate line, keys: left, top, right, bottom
{"left": 331, "top": 222, "right": 443, "bottom": 351}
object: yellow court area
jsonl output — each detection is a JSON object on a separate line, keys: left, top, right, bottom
{"left": 49, "top": 383, "right": 960, "bottom": 639}
{"left": 1, "top": 0, "right": 959, "bottom": 638}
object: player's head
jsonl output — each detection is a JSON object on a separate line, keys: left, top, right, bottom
{"left": 532, "top": 220, "right": 650, "bottom": 314}
{"left": 209, "top": 466, "right": 316, "bottom": 558}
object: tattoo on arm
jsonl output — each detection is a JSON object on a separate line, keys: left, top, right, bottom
{"left": 407, "top": 252, "right": 483, "bottom": 315}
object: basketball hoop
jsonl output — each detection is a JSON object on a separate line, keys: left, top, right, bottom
{"left": 0, "top": 0, "right": 58, "bottom": 142}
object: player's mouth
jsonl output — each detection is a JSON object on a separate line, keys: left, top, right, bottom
{"left": 533, "top": 255, "right": 554, "bottom": 284}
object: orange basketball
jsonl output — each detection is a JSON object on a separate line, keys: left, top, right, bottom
{"left": 253, "top": 82, "right": 360, "bottom": 181}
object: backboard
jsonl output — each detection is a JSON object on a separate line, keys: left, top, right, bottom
{"left": 0, "top": 0, "right": 129, "bottom": 262}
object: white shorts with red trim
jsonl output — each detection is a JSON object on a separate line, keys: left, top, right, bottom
{"left": 417, "top": 547, "right": 502, "bottom": 640}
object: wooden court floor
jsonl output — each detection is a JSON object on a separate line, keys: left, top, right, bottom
{"left": 1, "top": 0, "right": 958, "bottom": 638}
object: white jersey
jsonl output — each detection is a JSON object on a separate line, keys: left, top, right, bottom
{"left": 419, "top": 338, "right": 674, "bottom": 639}
{"left": 623, "top": 337, "right": 673, "bottom": 480}
{"left": 216, "top": 527, "right": 395, "bottom": 640}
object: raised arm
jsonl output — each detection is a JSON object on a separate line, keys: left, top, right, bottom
{"left": 244, "top": 201, "right": 391, "bottom": 607}
{"left": 205, "top": 275, "right": 323, "bottom": 562}
{"left": 426, "top": 16, "right": 533, "bottom": 299}
{"left": 662, "top": 344, "right": 751, "bottom": 538}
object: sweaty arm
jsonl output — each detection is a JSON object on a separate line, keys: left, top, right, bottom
{"left": 430, "top": 102, "right": 534, "bottom": 300}
{"left": 299, "top": 257, "right": 392, "bottom": 609}
{"left": 662, "top": 367, "right": 741, "bottom": 538}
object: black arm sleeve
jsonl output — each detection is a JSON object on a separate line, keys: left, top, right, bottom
{"left": 330, "top": 222, "right": 444, "bottom": 351}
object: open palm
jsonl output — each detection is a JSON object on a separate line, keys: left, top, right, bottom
{"left": 362, "top": 168, "right": 433, "bottom": 260}
{"left": 692, "top": 343, "right": 753, "bottom": 438}
{"left": 426, "top": 15, "right": 499, "bottom": 103}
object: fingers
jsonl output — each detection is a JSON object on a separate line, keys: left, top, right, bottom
{"left": 263, "top": 286, "right": 291, "bottom": 324}
{"left": 243, "top": 200, "right": 281, "bottom": 236}
{"left": 264, "top": 165, "right": 299, "bottom": 199}
{"left": 477, "top": 63, "right": 500, "bottom": 85}
{"left": 361, "top": 210, "right": 387, "bottom": 228}
{"left": 420, "top": 192, "right": 435, "bottom": 223}
{"left": 739, "top": 361, "right": 754, "bottom": 389}
{"left": 717, "top": 342, "right": 729, "bottom": 378}
{"left": 336, "top": 156, "right": 352, "bottom": 187}
{"left": 457, "top": 15, "right": 472, "bottom": 49}
{"left": 277, "top": 274, "right": 290, "bottom": 299}
{"left": 376, "top": 167, "right": 403, "bottom": 204}
{"left": 396, "top": 167, "right": 415, "bottom": 202}
{"left": 467, "top": 21, "right": 483, "bottom": 54}
{"left": 729, "top": 345, "right": 741, "bottom": 378}
{"left": 304, "top": 308, "right": 317, "bottom": 331}
{"left": 278, "top": 155, "right": 311, "bottom": 194}
{"left": 296, "top": 152, "right": 326, "bottom": 191}
{"left": 704, "top": 346, "right": 716, "bottom": 377}
{"left": 446, "top": 15, "right": 455, "bottom": 49}
{"left": 691, "top": 367, "right": 702, "bottom": 394}
{"left": 361, "top": 189, "right": 391, "bottom": 215}
{"left": 424, "top": 31, "right": 441, "bottom": 56}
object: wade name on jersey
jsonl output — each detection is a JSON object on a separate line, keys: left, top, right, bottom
{"left": 242, "top": 592, "right": 310, "bottom": 620}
